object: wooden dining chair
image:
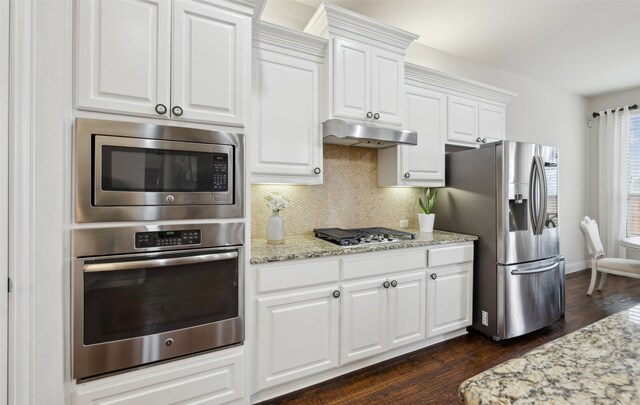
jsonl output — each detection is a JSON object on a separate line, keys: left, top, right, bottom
{"left": 579, "top": 216, "right": 640, "bottom": 295}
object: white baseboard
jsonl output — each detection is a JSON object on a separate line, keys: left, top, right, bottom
{"left": 566, "top": 260, "right": 588, "bottom": 274}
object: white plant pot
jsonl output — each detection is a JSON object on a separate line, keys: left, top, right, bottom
{"left": 418, "top": 213, "right": 435, "bottom": 233}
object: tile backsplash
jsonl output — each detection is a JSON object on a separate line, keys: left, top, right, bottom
{"left": 251, "top": 144, "right": 426, "bottom": 239}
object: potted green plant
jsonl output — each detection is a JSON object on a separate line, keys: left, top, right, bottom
{"left": 418, "top": 188, "right": 437, "bottom": 233}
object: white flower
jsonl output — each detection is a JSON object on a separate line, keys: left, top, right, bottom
{"left": 265, "top": 193, "right": 289, "bottom": 213}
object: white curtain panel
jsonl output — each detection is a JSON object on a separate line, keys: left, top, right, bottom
{"left": 598, "top": 105, "right": 630, "bottom": 258}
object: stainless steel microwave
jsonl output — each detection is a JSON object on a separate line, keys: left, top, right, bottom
{"left": 75, "top": 119, "right": 244, "bottom": 222}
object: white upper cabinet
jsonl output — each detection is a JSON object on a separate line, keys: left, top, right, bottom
{"left": 479, "top": 102, "right": 506, "bottom": 144}
{"left": 378, "top": 84, "right": 447, "bottom": 187}
{"left": 251, "top": 23, "right": 326, "bottom": 184}
{"left": 304, "top": 3, "right": 417, "bottom": 127}
{"left": 172, "top": 1, "right": 249, "bottom": 125}
{"left": 76, "top": 0, "right": 252, "bottom": 126}
{"left": 448, "top": 95, "right": 479, "bottom": 144}
{"left": 76, "top": 0, "right": 171, "bottom": 118}
{"left": 332, "top": 38, "right": 404, "bottom": 126}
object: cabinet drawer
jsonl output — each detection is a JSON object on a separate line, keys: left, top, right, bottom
{"left": 256, "top": 259, "right": 340, "bottom": 293}
{"left": 341, "top": 250, "right": 426, "bottom": 280}
{"left": 428, "top": 244, "right": 474, "bottom": 267}
{"left": 74, "top": 348, "right": 244, "bottom": 405}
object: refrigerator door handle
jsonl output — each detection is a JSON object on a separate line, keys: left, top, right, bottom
{"left": 529, "top": 156, "right": 548, "bottom": 235}
{"left": 529, "top": 158, "right": 541, "bottom": 234}
{"left": 536, "top": 156, "right": 548, "bottom": 235}
{"left": 511, "top": 262, "right": 558, "bottom": 275}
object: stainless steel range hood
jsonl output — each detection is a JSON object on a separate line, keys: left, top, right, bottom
{"left": 322, "top": 119, "right": 417, "bottom": 149}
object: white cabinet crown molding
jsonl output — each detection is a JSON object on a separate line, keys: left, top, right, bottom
{"left": 196, "top": 0, "right": 259, "bottom": 17}
{"left": 404, "top": 62, "right": 518, "bottom": 105}
{"left": 304, "top": 3, "right": 418, "bottom": 53}
{"left": 253, "top": 21, "right": 327, "bottom": 62}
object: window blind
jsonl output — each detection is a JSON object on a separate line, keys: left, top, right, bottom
{"left": 626, "top": 112, "right": 640, "bottom": 236}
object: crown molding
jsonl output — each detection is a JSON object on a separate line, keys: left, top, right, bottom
{"left": 304, "top": 3, "right": 418, "bottom": 52}
{"left": 405, "top": 63, "right": 518, "bottom": 105}
{"left": 195, "top": 0, "right": 259, "bottom": 16}
{"left": 253, "top": 22, "right": 327, "bottom": 60}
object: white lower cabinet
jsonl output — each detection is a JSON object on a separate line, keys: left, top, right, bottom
{"left": 388, "top": 272, "right": 427, "bottom": 349}
{"left": 73, "top": 347, "right": 244, "bottom": 405}
{"left": 256, "top": 287, "right": 340, "bottom": 390}
{"left": 427, "top": 248, "right": 474, "bottom": 338}
{"left": 341, "top": 277, "right": 388, "bottom": 363}
{"left": 253, "top": 243, "right": 473, "bottom": 400}
{"left": 341, "top": 271, "right": 426, "bottom": 364}
{"left": 426, "top": 263, "right": 473, "bottom": 337}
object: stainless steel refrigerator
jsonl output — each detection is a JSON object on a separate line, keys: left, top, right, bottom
{"left": 435, "top": 141, "right": 564, "bottom": 340}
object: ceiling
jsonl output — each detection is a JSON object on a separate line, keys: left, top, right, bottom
{"left": 260, "top": 0, "right": 640, "bottom": 98}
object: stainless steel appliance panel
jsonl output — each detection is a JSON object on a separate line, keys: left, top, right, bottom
{"left": 72, "top": 223, "right": 245, "bottom": 380}
{"left": 437, "top": 140, "right": 563, "bottom": 339}
{"left": 75, "top": 118, "right": 244, "bottom": 222}
{"left": 497, "top": 257, "right": 565, "bottom": 339}
{"left": 436, "top": 146, "right": 497, "bottom": 337}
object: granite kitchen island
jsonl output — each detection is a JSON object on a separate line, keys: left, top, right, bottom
{"left": 459, "top": 306, "right": 640, "bottom": 404}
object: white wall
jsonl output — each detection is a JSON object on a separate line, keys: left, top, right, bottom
{"left": 405, "top": 44, "right": 590, "bottom": 272}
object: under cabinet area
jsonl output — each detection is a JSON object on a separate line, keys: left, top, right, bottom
{"left": 76, "top": 0, "right": 251, "bottom": 126}
{"left": 73, "top": 347, "right": 245, "bottom": 405}
{"left": 252, "top": 241, "right": 474, "bottom": 402}
{"left": 251, "top": 23, "right": 326, "bottom": 184}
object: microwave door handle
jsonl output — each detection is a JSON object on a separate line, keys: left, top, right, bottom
{"left": 83, "top": 251, "right": 238, "bottom": 273}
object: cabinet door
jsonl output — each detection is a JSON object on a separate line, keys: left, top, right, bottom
{"left": 341, "top": 278, "right": 387, "bottom": 364}
{"left": 172, "top": 1, "right": 249, "bottom": 125}
{"left": 447, "top": 96, "right": 479, "bottom": 144}
{"left": 251, "top": 49, "right": 322, "bottom": 184}
{"left": 426, "top": 263, "right": 473, "bottom": 338}
{"left": 400, "top": 87, "right": 447, "bottom": 183}
{"left": 479, "top": 103, "right": 506, "bottom": 144}
{"left": 333, "top": 38, "right": 370, "bottom": 121}
{"left": 76, "top": 0, "right": 171, "bottom": 118}
{"left": 387, "top": 272, "right": 426, "bottom": 349}
{"left": 370, "top": 48, "right": 403, "bottom": 126}
{"left": 256, "top": 287, "right": 340, "bottom": 390}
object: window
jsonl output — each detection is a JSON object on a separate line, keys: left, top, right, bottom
{"left": 626, "top": 112, "right": 640, "bottom": 236}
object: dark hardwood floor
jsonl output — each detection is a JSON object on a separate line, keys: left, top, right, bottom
{"left": 260, "top": 269, "right": 640, "bottom": 404}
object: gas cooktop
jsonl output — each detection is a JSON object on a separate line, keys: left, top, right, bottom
{"left": 313, "top": 227, "right": 416, "bottom": 247}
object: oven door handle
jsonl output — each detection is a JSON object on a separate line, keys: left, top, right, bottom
{"left": 83, "top": 251, "right": 238, "bottom": 273}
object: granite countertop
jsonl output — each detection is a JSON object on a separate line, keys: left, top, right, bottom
{"left": 250, "top": 229, "right": 477, "bottom": 264}
{"left": 459, "top": 306, "right": 640, "bottom": 404}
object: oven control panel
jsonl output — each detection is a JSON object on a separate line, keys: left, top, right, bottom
{"left": 135, "top": 229, "right": 201, "bottom": 248}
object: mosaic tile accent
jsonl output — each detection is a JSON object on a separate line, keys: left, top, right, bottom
{"left": 251, "top": 144, "right": 427, "bottom": 239}
{"left": 459, "top": 308, "right": 640, "bottom": 404}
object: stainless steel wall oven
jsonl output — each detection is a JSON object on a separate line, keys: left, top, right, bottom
{"left": 72, "top": 223, "right": 244, "bottom": 380}
{"left": 75, "top": 118, "right": 244, "bottom": 222}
